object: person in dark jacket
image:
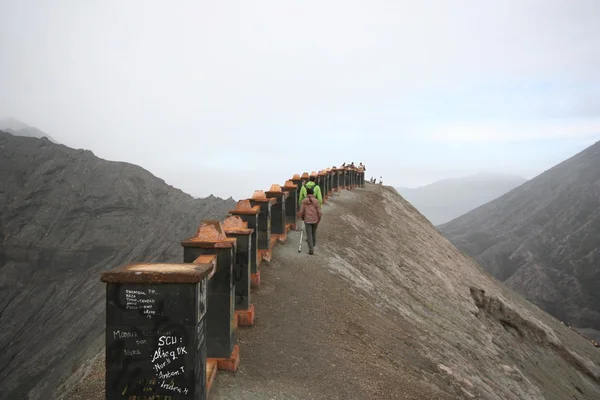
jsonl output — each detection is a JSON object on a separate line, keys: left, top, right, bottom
{"left": 298, "top": 187, "right": 322, "bottom": 255}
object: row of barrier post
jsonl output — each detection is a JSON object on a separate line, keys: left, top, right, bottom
{"left": 100, "top": 165, "right": 365, "bottom": 399}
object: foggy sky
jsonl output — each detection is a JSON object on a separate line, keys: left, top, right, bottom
{"left": 1, "top": 0, "right": 599, "bottom": 200}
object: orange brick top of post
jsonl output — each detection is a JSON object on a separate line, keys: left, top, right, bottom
{"left": 318, "top": 170, "right": 326, "bottom": 176}
{"left": 266, "top": 184, "right": 285, "bottom": 199}
{"left": 250, "top": 190, "right": 276, "bottom": 203}
{"left": 301, "top": 172, "right": 309, "bottom": 179}
{"left": 268, "top": 184, "right": 282, "bottom": 193}
{"left": 283, "top": 180, "right": 297, "bottom": 189}
{"left": 194, "top": 255, "right": 217, "bottom": 280}
{"left": 100, "top": 261, "right": 215, "bottom": 284}
{"left": 223, "top": 215, "right": 253, "bottom": 235}
{"left": 229, "top": 199, "right": 260, "bottom": 215}
{"left": 181, "top": 220, "right": 236, "bottom": 248}
{"left": 292, "top": 174, "right": 301, "bottom": 180}
{"left": 310, "top": 171, "right": 318, "bottom": 177}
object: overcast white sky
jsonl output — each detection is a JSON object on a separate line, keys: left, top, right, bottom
{"left": 1, "top": 0, "right": 599, "bottom": 200}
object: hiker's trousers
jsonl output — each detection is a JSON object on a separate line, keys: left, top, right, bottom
{"left": 305, "top": 222, "right": 318, "bottom": 251}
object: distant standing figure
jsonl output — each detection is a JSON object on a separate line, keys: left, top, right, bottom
{"left": 298, "top": 187, "right": 322, "bottom": 255}
{"left": 379, "top": 176, "right": 383, "bottom": 185}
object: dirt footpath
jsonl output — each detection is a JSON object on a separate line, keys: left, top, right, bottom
{"left": 68, "top": 184, "right": 600, "bottom": 399}
{"left": 210, "top": 188, "right": 458, "bottom": 400}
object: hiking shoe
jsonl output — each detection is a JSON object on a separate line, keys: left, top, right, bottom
{"left": 308, "top": 250, "right": 314, "bottom": 255}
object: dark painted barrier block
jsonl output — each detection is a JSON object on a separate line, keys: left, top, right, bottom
{"left": 181, "top": 222, "right": 237, "bottom": 360}
{"left": 331, "top": 167, "right": 339, "bottom": 191}
{"left": 222, "top": 216, "right": 253, "bottom": 312}
{"left": 265, "top": 185, "right": 286, "bottom": 237}
{"left": 291, "top": 175, "right": 303, "bottom": 212}
{"left": 228, "top": 200, "right": 260, "bottom": 275}
{"left": 282, "top": 180, "right": 298, "bottom": 230}
{"left": 248, "top": 191, "right": 274, "bottom": 251}
{"left": 101, "top": 261, "right": 214, "bottom": 400}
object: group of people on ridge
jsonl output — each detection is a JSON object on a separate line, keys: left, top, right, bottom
{"left": 296, "top": 162, "right": 367, "bottom": 255}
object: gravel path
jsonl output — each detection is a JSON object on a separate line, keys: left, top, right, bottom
{"left": 66, "top": 184, "right": 600, "bottom": 400}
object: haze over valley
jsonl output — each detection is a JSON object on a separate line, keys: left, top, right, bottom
{"left": 2, "top": 1, "right": 600, "bottom": 399}
{"left": 396, "top": 172, "right": 528, "bottom": 225}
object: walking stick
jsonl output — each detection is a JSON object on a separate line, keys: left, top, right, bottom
{"left": 298, "top": 220, "right": 304, "bottom": 253}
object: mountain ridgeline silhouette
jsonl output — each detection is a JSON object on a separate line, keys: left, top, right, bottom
{"left": 440, "top": 140, "right": 600, "bottom": 337}
{"left": 0, "top": 131, "right": 235, "bottom": 399}
{"left": 397, "top": 173, "right": 528, "bottom": 226}
{"left": 0, "top": 117, "right": 58, "bottom": 143}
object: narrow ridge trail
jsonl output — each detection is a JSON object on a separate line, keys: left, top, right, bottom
{"left": 69, "top": 184, "right": 600, "bottom": 400}
{"left": 211, "top": 187, "right": 463, "bottom": 400}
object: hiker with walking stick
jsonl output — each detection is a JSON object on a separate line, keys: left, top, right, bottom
{"left": 298, "top": 187, "right": 322, "bottom": 255}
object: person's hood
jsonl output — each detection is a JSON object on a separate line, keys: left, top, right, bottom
{"left": 306, "top": 181, "right": 316, "bottom": 188}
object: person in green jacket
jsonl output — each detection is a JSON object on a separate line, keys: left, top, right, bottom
{"left": 299, "top": 175, "right": 323, "bottom": 205}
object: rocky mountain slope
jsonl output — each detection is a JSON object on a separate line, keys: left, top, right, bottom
{"left": 397, "top": 173, "right": 527, "bottom": 225}
{"left": 0, "top": 117, "right": 58, "bottom": 143}
{"left": 439, "top": 141, "right": 600, "bottom": 337}
{"left": 70, "top": 184, "right": 600, "bottom": 400}
{"left": 0, "top": 131, "right": 235, "bottom": 399}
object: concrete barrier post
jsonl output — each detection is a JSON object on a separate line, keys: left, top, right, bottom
{"left": 282, "top": 180, "right": 298, "bottom": 230}
{"left": 318, "top": 170, "right": 327, "bottom": 203}
{"left": 291, "top": 174, "right": 303, "bottom": 213}
{"left": 342, "top": 168, "right": 349, "bottom": 189}
{"left": 101, "top": 259, "right": 215, "bottom": 399}
{"left": 222, "top": 216, "right": 255, "bottom": 326}
{"left": 298, "top": 173, "right": 309, "bottom": 201}
{"left": 265, "top": 184, "right": 287, "bottom": 243}
{"left": 331, "top": 167, "right": 338, "bottom": 192}
{"left": 181, "top": 221, "right": 239, "bottom": 370}
{"left": 249, "top": 190, "right": 276, "bottom": 262}
{"left": 301, "top": 172, "right": 310, "bottom": 184}
{"left": 327, "top": 169, "right": 334, "bottom": 196}
{"left": 228, "top": 200, "right": 261, "bottom": 288}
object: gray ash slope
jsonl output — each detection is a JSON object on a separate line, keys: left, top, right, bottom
{"left": 439, "top": 140, "right": 600, "bottom": 336}
{"left": 0, "top": 131, "right": 235, "bottom": 399}
{"left": 73, "top": 184, "right": 600, "bottom": 400}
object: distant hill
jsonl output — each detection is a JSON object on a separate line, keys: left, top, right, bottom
{"left": 0, "top": 117, "right": 58, "bottom": 143}
{"left": 439, "top": 141, "right": 600, "bottom": 335}
{"left": 396, "top": 173, "right": 527, "bottom": 225}
{"left": 0, "top": 131, "right": 236, "bottom": 399}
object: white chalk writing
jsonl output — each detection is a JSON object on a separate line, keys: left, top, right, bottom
{"left": 158, "top": 366, "right": 185, "bottom": 379}
{"left": 159, "top": 380, "right": 188, "bottom": 395}
{"left": 113, "top": 330, "right": 138, "bottom": 339}
{"left": 124, "top": 289, "right": 157, "bottom": 318}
